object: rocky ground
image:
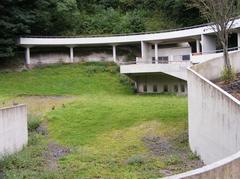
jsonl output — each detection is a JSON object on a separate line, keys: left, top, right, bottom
{"left": 214, "top": 73, "right": 240, "bottom": 100}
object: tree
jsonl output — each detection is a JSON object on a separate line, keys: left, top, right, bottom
{"left": 190, "top": 0, "right": 239, "bottom": 79}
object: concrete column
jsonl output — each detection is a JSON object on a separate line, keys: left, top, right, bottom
{"left": 70, "top": 47, "right": 74, "bottom": 63}
{"left": 113, "top": 45, "right": 117, "bottom": 62}
{"left": 154, "top": 43, "right": 158, "bottom": 64}
{"left": 141, "top": 41, "right": 148, "bottom": 62}
{"left": 201, "top": 34, "right": 216, "bottom": 54}
{"left": 238, "top": 33, "right": 240, "bottom": 50}
{"left": 196, "top": 39, "right": 201, "bottom": 53}
{"left": 25, "top": 47, "right": 31, "bottom": 65}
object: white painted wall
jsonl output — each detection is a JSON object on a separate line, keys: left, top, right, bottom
{"left": 188, "top": 51, "right": 240, "bottom": 164}
{"left": 0, "top": 105, "right": 28, "bottom": 157}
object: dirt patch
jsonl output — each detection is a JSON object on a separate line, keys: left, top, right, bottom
{"left": 142, "top": 132, "right": 204, "bottom": 176}
{"left": 44, "top": 142, "right": 71, "bottom": 171}
{"left": 142, "top": 136, "right": 174, "bottom": 156}
{"left": 214, "top": 73, "right": 240, "bottom": 100}
{"left": 36, "top": 122, "right": 48, "bottom": 136}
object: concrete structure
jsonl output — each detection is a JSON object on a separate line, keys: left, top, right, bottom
{"left": 163, "top": 50, "right": 240, "bottom": 179}
{"left": 18, "top": 19, "right": 240, "bottom": 95}
{"left": 0, "top": 105, "right": 28, "bottom": 157}
{"left": 188, "top": 51, "right": 240, "bottom": 165}
{"left": 166, "top": 151, "right": 240, "bottom": 179}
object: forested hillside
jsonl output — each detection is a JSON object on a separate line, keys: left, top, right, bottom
{"left": 0, "top": 0, "right": 203, "bottom": 58}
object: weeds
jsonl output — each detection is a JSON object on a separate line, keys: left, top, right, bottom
{"left": 221, "top": 67, "right": 236, "bottom": 82}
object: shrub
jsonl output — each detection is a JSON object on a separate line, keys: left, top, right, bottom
{"left": 127, "top": 154, "right": 146, "bottom": 165}
{"left": 188, "top": 152, "right": 200, "bottom": 160}
{"left": 28, "top": 115, "right": 41, "bottom": 132}
{"left": 164, "top": 155, "right": 182, "bottom": 165}
{"left": 221, "top": 67, "right": 236, "bottom": 82}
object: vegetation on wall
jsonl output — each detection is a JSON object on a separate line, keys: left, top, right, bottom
{"left": 0, "top": 0, "right": 204, "bottom": 59}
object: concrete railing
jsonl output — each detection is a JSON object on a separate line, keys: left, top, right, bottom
{"left": 0, "top": 105, "right": 28, "bottom": 157}
{"left": 165, "top": 51, "right": 240, "bottom": 178}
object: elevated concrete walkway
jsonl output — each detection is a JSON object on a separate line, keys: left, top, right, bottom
{"left": 120, "top": 62, "right": 190, "bottom": 81}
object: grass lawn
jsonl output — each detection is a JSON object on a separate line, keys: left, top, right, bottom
{"left": 0, "top": 63, "right": 202, "bottom": 179}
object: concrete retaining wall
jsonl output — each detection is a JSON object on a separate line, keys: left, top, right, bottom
{"left": 188, "top": 68, "right": 240, "bottom": 165}
{"left": 0, "top": 105, "right": 28, "bottom": 157}
{"left": 165, "top": 51, "right": 240, "bottom": 179}
{"left": 30, "top": 52, "right": 126, "bottom": 65}
{"left": 166, "top": 151, "right": 240, "bottom": 179}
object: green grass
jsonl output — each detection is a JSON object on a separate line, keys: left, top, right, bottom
{"left": 0, "top": 62, "right": 194, "bottom": 178}
{"left": 48, "top": 94, "right": 187, "bottom": 146}
{"left": 0, "top": 62, "right": 131, "bottom": 97}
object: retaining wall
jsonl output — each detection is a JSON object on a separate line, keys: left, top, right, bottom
{"left": 0, "top": 105, "right": 28, "bottom": 157}
{"left": 165, "top": 51, "right": 240, "bottom": 179}
{"left": 188, "top": 51, "right": 240, "bottom": 165}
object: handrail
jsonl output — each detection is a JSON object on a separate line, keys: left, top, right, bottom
{"left": 119, "top": 60, "right": 191, "bottom": 65}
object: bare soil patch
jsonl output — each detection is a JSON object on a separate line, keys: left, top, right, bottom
{"left": 44, "top": 142, "right": 71, "bottom": 171}
{"left": 214, "top": 73, "right": 240, "bottom": 100}
{"left": 142, "top": 132, "right": 204, "bottom": 176}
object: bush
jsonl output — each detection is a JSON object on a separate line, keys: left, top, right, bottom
{"left": 127, "top": 154, "right": 146, "bottom": 165}
{"left": 28, "top": 115, "right": 41, "bottom": 132}
{"left": 221, "top": 67, "right": 236, "bottom": 82}
{"left": 164, "top": 155, "right": 182, "bottom": 165}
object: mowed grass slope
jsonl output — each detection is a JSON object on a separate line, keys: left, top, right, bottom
{"left": 0, "top": 62, "right": 131, "bottom": 97}
{"left": 0, "top": 62, "right": 195, "bottom": 179}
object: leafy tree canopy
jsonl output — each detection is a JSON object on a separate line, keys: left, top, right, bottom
{"left": 0, "top": 0, "right": 204, "bottom": 58}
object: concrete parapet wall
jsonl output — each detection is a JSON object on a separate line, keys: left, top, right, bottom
{"left": 165, "top": 50, "right": 240, "bottom": 179}
{"left": 188, "top": 67, "right": 240, "bottom": 164}
{"left": 0, "top": 105, "right": 28, "bottom": 157}
{"left": 193, "top": 51, "right": 240, "bottom": 80}
{"left": 166, "top": 151, "right": 240, "bottom": 179}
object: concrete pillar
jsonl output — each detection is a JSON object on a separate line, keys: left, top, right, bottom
{"left": 25, "top": 47, "right": 31, "bottom": 65}
{"left": 113, "top": 45, "right": 117, "bottom": 62}
{"left": 196, "top": 39, "right": 201, "bottom": 53}
{"left": 201, "top": 34, "right": 217, "bottom": 54}
{"left": 154, "top": 43, "right": 158, "bottom": 64}
{"left": 238, "top": 33, "right": 240, "bottom": 50}
{"left": 141, "top": 41, "right": 148, "bottom": 62}
{"left": 70, "top": 47, "right": 74, "bottom": 63}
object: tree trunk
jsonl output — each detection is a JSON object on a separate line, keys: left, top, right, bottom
{"left": 223, "top": 44, "right": 231, "bottom": 70}
{"left": 222, "top": 32, "right": 231, "bottom": 71}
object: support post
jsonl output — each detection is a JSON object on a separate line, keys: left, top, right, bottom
{"left": 154, "top": 43, "right": 158, "bottom": 64}
{"left": 113, "top": 45, "right": 117, "bottom": 62}
{"left": 70, "top": 47, "right": 74, "bottom": 63}
{"left": 25, "top": 47, "right": 31, "bottom": 65}
{"left": 238, "top": 33, "right": 240, "bottom": 50}
{"left": 141, "top": 41, "right": 148, "bottom": 62}
{"left": 196, "top": 39, "right": 200, "bottom": 53}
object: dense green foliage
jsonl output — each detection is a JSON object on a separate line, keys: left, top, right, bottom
{"left": 0, "top": 0, "right": 203, "bottom": 58}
